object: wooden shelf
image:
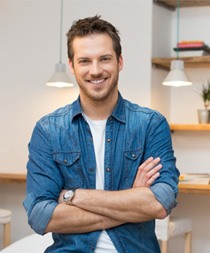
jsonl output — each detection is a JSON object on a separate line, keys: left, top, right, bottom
{"left": 0, "top": 172, "right": 26, "bottom": 183}
{"left": 179, "top": 183, "right": 210, "bottom": 194}
{"left": 152, "top": 55, "right": 210, "bottom": 70}
{"left": 154, "top": 0, "right": 210, "bottom": 10}
{"left": 170, "top": 124, "right": 210, "bottom": 131}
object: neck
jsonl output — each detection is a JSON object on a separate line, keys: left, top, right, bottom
{"left": 80, "top": 93, "right": 118, "bottom": 120}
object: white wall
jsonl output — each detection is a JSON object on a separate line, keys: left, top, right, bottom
{"left": 151, "top": 4, "right": 172, "bottom": 120}
{"left": 0, "top": 0, "right": 153, "bottom": 248}
{"left": 153, "top": 5, "right": 210, "bottom": 253}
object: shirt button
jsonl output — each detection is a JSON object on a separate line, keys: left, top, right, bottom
{"left": 106, "top": 167, "right": 111, "bottom": 172}
{"left": 89, "top": 168, "right": 94, "bottom": 173}
{"left": 107, "top": 138, "right": 111, "bottom": 142}
{"left": 132, "top": 154, "right": 136, "bottom": 158}
{"left": 90, "top": 245, "right": 94, "bottom": 251}
{"left": 64, "top": 159, "right": 68, "bottom": 164}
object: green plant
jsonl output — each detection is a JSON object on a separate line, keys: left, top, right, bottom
{"left": 201, "top": 81, "right": 210, "bottom": 109}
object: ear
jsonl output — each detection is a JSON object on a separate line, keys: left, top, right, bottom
{"left": 118, "top": 55, "right": 123, "bottom": 72}
{"left": 68, "top": 59, "right": 75, "bottom": 75}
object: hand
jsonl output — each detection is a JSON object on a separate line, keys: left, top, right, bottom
{"left": 133, "top": 157, "right": 162, "bottom": 188}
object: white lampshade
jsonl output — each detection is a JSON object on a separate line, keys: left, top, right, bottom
{"left": 46, "top": 0, "right": 74, "bottom": 88}
{"left": 162, "top": 60, "right": 192, "bottom": 87}
{"left": 46, "top": 63, "right": 74, "bottom": 88}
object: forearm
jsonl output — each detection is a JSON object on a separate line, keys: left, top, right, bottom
{"left": 72, "top": 187, "right": 167, "bottom": 223}
{"left": 50, "top": 157, "right": 170, "bottom": 235}
{"left": 45, "top": 202, "right": 124, "bottom": 234}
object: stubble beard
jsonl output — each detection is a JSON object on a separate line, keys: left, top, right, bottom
{"left": 78, "top": 75, "right": 119, "bottom": 103}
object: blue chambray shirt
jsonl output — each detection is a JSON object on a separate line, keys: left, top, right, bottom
{"left": 23, "top": 93, "right": 179, "bottom": 253}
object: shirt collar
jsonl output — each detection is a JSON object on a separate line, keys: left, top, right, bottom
{"left": 71, "top": 96, "right": 83, "bottom": 122}
{"left": 110, "top": 92, "right": 126, "bottom": 123}
{"left": 71, "top": 92, "right": 126, "bottom": 124}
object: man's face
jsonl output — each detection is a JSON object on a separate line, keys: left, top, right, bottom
{"left": 69, "top": 33, "right": 123, "bottom": 103}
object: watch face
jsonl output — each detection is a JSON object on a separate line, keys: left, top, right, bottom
{"left": 63, "top": 190, "right": 75, "bottom": 204}
{"left": 65, "top": 190, "right": 74, "bottom": 199}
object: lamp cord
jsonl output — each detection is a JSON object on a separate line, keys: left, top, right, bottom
{"left": 59, "top": 0, "right": 64, "bottom": 63}
{"left": 176, "top": 0, "right": 180, "bottom": 59}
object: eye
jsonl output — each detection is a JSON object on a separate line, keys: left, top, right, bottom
{"left": 78, "top": 59, "right": 90, "bottom": 64}
{"left": 101, "top": 56, "right": 111, "bottom": 62}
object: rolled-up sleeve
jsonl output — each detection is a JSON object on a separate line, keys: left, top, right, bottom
{"left": 23, "top": 120, "right": 64, "bottom": 235}
{"left": 150, "top": 183, "right": 177, "bottom": 215}
{"left": 144, "top": 113, "right": 179, "bottom": 215}
{"left": 23, "top": 195, "right": 58, "bottom": 235}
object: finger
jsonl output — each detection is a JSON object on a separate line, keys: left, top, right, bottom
{"left": 133, "top": 157, "right": 162, "bottom": 188}
{"left": 138, "top": 157, "right": 154, "bottom": 170}
{"left": 133, "top": 163, "right": 162, "bottom": 188}
{"left": 145, "top": 172, "right": 160, "bottom": 187}
{"left": 135, "top": 159, "right": 161, "bottom": 181}
{"left": 144, "top": 157, "right": 161, "bottom": 171}
{"left": 136, "top": 157, "right": 155, "bottom": 179}
{"left": 146, "top": 164, "right": 162, "bottom": 178}
{"left": 139, "top": 157, "right": 161, "bottom": 172}
{"left": 143, "top": 164, "right": 162, "bottom": 185}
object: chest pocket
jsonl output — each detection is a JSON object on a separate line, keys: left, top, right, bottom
{"left": 123, "top": 147, "right": 143, "bottom": 188}
{"left": 53, "top": 152, "right": 82, "bottom": 189}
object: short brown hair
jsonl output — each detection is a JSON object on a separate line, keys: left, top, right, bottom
{"left": 66, "top": 15, "right": 122, "bottom": 62}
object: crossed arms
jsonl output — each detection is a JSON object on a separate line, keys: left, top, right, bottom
{"left": 45, "top": 157, "right": 167, "bottom": 234}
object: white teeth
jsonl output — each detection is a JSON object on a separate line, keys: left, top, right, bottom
{"left": 90, "top": 79, "right": 105, "bottom": 84}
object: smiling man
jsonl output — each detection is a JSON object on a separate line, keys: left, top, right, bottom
{"left": 70, "top": 34, "right": 122, "bottom": 106}
{"left": 23, "top": 15, "right": 179, "bottom": 252}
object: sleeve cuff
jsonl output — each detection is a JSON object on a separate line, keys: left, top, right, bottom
{"left": 23, "top": 194, "right": 58, "bottom": 235}
{"left": 150, "top": 183, "right": 177, "bottom": 215}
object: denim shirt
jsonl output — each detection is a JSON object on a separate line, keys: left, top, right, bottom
{"left": 23, "top": 93, "right": 179, "bottom": 253}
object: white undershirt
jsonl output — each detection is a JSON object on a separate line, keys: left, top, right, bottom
{"left": 83, "top": 114, "right": 117, "bottom": 253}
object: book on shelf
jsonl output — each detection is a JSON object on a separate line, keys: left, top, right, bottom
{"left": 173, "top": 40, "right": 210, "bottom": 56}
{"left": 174, "top": 50, "right": 205, "bottom": 57}
{"left": 177, "top": 40, "right": 206, "bottom": 48}
{"left": 179, "top": 173, "right": 210, "bottom": 185}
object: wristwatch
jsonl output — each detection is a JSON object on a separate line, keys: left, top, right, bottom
{"left": 63, "top": 190, "right": 75, "bottom": 205}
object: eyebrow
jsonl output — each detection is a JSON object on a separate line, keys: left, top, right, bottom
{"left": 100, "top": 54, "right": 113, "bottom": 58}
{"left": 77, "top": 57, "right": 89, "bottom": 61}
{"left": 77, "top": 54, "right": 113, "bottom": 61}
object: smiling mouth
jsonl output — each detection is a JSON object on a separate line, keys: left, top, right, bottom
{"left": 89, "top": 78, "right": 107, "bottom": 84}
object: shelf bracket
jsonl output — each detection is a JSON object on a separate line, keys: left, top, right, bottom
{"left": 153, "top": 0, "right": 175, "bottom": 11}
{"left": 152, "top": 63, "right": 169, "bottom": 71}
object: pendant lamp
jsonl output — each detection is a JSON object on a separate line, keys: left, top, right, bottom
{"left": 46, "top": 0, "right": 74, "bottom": 88}
{"left": 162, "top": 0, "right": 192, "bottom": 87}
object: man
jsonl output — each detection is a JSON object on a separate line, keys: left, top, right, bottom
{"left": 23, "top": 15, "right": 179, "bottom": 252}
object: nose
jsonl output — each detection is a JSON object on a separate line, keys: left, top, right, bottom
{"left": 89, "top": 61, "right": 102, "bottom": 76}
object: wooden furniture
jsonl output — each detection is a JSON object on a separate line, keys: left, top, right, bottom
{"left": 156, "top": 216, "right": 192, "bottom": 253}
{"left": 0, "top": 209, "right": 12, "bottom": 248}
{"left": 154, "top": 0, "right": 210, "bottom": 10}
{"left": 152, "top": 1, "right": 210, "bottom": 69}
{"left": 179, "top": 183, "right": 210, "bottom": 194}
{"left": 152, "top": 56, "right": 210, "bottom": 70}
{"left": 0, "top": 172, "right": 26, "bottom": 184}
{"left": 170, "top": 124, "right": 210, "bottom": 131}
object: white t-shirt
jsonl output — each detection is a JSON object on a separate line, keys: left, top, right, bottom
{"left": 83, "top": 114, "right": 117, "bottom": 253}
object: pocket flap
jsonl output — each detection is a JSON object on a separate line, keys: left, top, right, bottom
{"left": 124, "top": 148, "right": 142, "bottom": 160}
{"left": 53, "top": 152, "right": 80, "bottom": 166}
